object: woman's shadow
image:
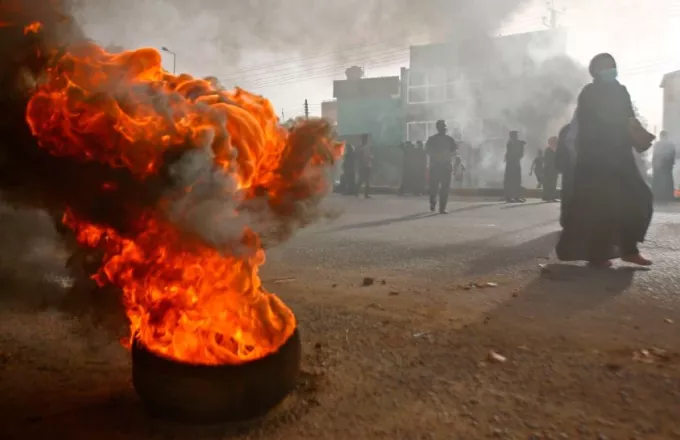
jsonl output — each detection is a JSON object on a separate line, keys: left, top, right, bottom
{"left": 488, "top": 263, "right": 647, "bottom": 327}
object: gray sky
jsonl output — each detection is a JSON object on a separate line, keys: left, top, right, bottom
{"left": 75, "top": 0, "right": 679, "bottom": 131}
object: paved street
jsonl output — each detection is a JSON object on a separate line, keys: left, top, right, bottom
{"left": 3, "top": 196, "right": 680, "bottom": 439}
{"left": 266, "top": 194, "right": 680, "bottom": 305}
{"left": 264, "top": 194, "right": 680, "bottom": 352}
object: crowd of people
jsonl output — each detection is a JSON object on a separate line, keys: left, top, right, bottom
{"left": 338, "top": 134, "right": 373, "bottom": 198}
{"left": 338, "top": 52, "right": 677, "bottom": 268}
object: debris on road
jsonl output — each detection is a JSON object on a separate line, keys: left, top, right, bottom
{"left": 488, "top": 350, "right": 507, "bottom": 363}
{"left": 380, "top": 279, "right": 387, "bottom": 285}
{"left": 413, "top": 331, "right": 431, "bottom": 338}
{"left": 461, "top": 281, "right": 500, "bottom": 290}
{"left": 633, "top": 347, "right": 671, "bottom": 363}
{"left": 362, "top": 277, "right": 374, "bottom": 286}
{"left": 367, "top": 303, "right": 384, "bottom": 311}
{"left": 270, "top": 277, "right": 296, "bottom": 284}
{"left": 665, "top": 318, "right": 674, "bottom": 324}
{"left": 388, "top": 291, "right": 400, "bottom": 296}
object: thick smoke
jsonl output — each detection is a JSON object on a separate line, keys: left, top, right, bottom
{"left": 166, "top": 145, "right": 336, "bottom": 255}
{"left": 454, "top": 33, "right": 590, "bottom": 187}
{"left": 0, "top": 0, "right": 339, "bottom": 339}
{"left": 71, "top": 0, "right": 530, "bottom": 73}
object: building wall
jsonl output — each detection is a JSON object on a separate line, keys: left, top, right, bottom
{"left": 662, "top": 75, "right": 680, "bottom": 143}
{"left": 321, "top": 100, "right": 338, "bottom": 124}
{"left": 336, "top": 98, "right": 404, "bottom": 147}
{"left": 405, "top": 29, "right": 568, "bottom": 143}
{"left": 403, "top": 67, "right": 483, "bottom": 142}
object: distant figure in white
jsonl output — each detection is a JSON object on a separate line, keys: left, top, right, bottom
{"left": 651, "top": 130, "right": 676, "bottom": 202}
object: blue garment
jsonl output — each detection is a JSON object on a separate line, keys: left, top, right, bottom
{"left": 598, "top": 68, "right": 618, "bottom": 82}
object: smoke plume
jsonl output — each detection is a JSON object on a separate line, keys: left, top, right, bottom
{"left": 71, "top": 0, "right": 531, "bottom": 74}
{"left": 0, "top": 0, "right": 340, "bottom": 341}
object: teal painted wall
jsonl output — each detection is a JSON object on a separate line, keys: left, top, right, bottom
{"left": 336, "top": 98, "right": 403, "bottom": 146}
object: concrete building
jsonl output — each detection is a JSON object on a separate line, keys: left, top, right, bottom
{"left": 402, "top": 29, "right": 569, "bottom": 187}
{"left": 403, "top": 29, "right": 568, "bottom": 144}
{"left": 332, "top": 66, "right": 404, "bottom": 148}
{"left": 321, "top": 100, "right": 338, "bottom": 125}
{"left": 660, "top": 70, "right": 680, "bottom": 142}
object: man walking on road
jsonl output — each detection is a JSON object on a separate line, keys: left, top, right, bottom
{"left": 504, "top": 130, "right": 526, "bottom": 203}
{"left": 355, "top": 134, "right": 372, "bottom": 199}
{"left": 426, "top": 120, "right": 457, "bottom": 213}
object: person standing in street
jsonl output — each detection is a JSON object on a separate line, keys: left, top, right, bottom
{"left": 529, "top": 149, "right": 544, "bottom": 189}
{"left": 398, "top": 141, "right": 415, "bottom": 195}
{"left": 504, "top": 130, "right": 526, "bottom": 203}
{"left": 651, "top": 130, "right": 676, "bottom": 202}
{"left": 555, "top": 122, "right": 575, "bottom": 227}
{"left": 453, "top": 155, "right": 466, "bottom": 188}
{"left": 556, "top": 52, "right": 653, "bottom": 267}
{"left": 425, "top": 120, "right": 457, "bottom": 213}
{"left": 339, "top": 143, "right": 356, "bottom": 195}
{"left": 414, "top": 141, "right": 427, "bottom": 196}
{"left": 542, "top": 136, "right": 559, "bottom": 201}
{"left": 355, "top": 134, "right": 373, "bottom": 199}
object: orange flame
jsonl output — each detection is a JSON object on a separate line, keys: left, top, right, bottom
{"left": 23, "top": 20, "right": 41, "bottom": 34}
{"left": 26, "top": 42, "right": 341, "bottom": 365}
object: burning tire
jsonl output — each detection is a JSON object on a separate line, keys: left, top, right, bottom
{"left": 132, "top": 328, "right": 301, "bottom": 423}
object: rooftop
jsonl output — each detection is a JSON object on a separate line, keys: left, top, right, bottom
{"left": 333, "top": 76, "right": 400, "bottom": 100}
{"left": 660, "top": 69, "right": 680, "bottom": 88}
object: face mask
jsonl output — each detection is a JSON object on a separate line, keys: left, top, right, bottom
{"left": 598, "top": 67, "right": 618, "bottom": 82}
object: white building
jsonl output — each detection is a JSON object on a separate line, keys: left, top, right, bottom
{"left": 660, "top": 70, "right": 680, "bottom": 143}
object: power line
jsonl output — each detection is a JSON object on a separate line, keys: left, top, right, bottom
{"left": 224, "top": 4, "right": 676, "bottom": 86}
{"left": 219, "top": 33, "right": 430, "bottom": 80}
{"left": 241, "top": 53, "right": 665, "bottom": 91}
{"left": 241, "top": 53, "right": 409, "bottom": 89}
{"left": 220, "top": 11, "right": 676, "bottom": 92}
{"left": 222, "top": 47, "right": 410, "bottom": 86}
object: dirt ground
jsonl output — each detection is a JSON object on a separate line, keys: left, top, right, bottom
{"left": 2, "top": 207, "right": 680, "bottom": 439}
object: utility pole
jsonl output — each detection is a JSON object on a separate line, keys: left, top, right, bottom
{"left": 161, "top": 46, "right": 176, "bottom": 74}
{"left": 281, "top": 109, "right": 285, "bottom": 121}
{"left": 543, "top": 0, "right": 563, "bottom": 29}
{"left": 304, "top": 99, "right": 309, "bottom": 119}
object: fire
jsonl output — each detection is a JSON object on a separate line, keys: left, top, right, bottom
{"left": 23, "top": 20, "right": 40, "bottom": 34}
{"left": 25, "top": 42, "right": 342, "bottom": 365}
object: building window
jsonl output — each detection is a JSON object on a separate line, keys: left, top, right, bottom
{"left": 407, "top": 70, "right": 480, "bottom": 105}
{"left": 427, "top": 85, "right": 446, "bottom": 103}
{"left": 428, "top": 68, "right": 446, "bottom": 86}
{"left": 408, "top": 87, "right": 427, "bottom": 103}
{"left": 407, "top": 122, "right": 428, "bottom": 142}
{"left": 445, "top": 84, "right": 456, "bottom": 101}
{"left": 407, "top": 120, "right": 464, "bottom": 142}
{"left": 408, "top": 70, "right": 427, "bottom": 87}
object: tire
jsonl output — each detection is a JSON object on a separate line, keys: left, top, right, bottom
{"left": 132, "top": 328, "right": 301, "bottom": 423}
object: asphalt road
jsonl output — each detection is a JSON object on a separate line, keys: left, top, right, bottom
{"left": 3, "top": 196, "right": 680, "bottom": 439}
{"left": 265, "top": 194, "right": 680, "bottom": 306}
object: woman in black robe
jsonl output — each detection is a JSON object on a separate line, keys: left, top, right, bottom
{"left": 542, "top": 136, "right": 559, "bottom": 201}
{"left": 555, "top": 123, "right": 574, "bottom": 227}
{"left": 556, "top": 53, "right": 653, "bottom": 267}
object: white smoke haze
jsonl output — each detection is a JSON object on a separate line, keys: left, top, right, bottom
{"left": 165, "top": 138, "right": 339, "bottom": 255}
{"left": 71, "top": 0, "right": 530, "bottom": 75}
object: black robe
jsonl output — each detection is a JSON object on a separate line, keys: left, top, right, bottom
{"left": 504, "top": 140, "right": 524, "bottom": 199}
{"left": 399, "top": 144, "right": 415, "bottom": 194}
{"left": 651, "top": 141, "right": 676, "bottom": 202}
{"left": 556, "top": 80, "right": 653, "bottom": 261}
{"left": 555, "top": 123, "right": 573, "bottom": 226}
{"left": 542, "top": 147, "right": 558, "bottom": 200}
